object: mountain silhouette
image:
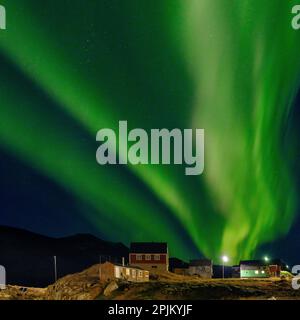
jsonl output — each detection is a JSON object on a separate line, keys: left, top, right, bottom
{"left": 0, "top": 226, "right": 128, "bottom": 287}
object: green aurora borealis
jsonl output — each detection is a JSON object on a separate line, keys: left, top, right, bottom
{"left": 0, "top": 0, "right": 300, "bottom": 262}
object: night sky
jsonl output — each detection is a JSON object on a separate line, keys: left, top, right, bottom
{"left": 0, "top": 0, "right": 300, "bottom": 266}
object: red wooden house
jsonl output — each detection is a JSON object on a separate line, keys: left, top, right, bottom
{"left": 129, "top": 242, "right": 169, "bottom": 272}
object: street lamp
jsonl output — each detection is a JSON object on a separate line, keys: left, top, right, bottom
{"left": 222, "top": 255, "right": 229, "bottom": 279}
{"left": 53, "top": 255, "right": 57, "bottom": 282}
{"left": 264, "top": 256, "right": 269, "bottom": 262}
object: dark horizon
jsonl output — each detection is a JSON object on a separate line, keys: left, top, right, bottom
{"left": 0, "top": 221, "right": 299, "bottom": 268}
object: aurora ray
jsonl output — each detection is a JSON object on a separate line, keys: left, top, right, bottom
{"left": 183, "top": 0, "right": 300, "bottom": 260}
{"left": 0, "top": 0, "right": 299, "bottom": 262}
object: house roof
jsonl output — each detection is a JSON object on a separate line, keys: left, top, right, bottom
{"left": 130, "top": 242, "right": 168, "bottom": 253}
{"left": 268, "top": 259, "right": 287, "bottom": 267}
{"left": 189, "top": 259, "right": 212, "bottom": 267}
{"left": 240, "top": 259, "right": 286, "bottom": 267}
{"left": 114, "top": 264, "right": 147, "bottom": 271}
{"left": 169, "top": 257, "right": 189, "bottom": 269}
{"left": 102, "top": 261, "right": 146, "bottom": 271}
{"left": 240, "top": 260, "right": 267, "bottom": 266}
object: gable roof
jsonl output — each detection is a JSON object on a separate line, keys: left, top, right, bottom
{"left": 240, "top": 260, "right": 267, "bottom": 266}
{"left": 189, "top": 259, "right": 212, "bottom": 267}
{"left": 169, "top": 257, "right": 189, "bottom": 269}
{"left": 130, "top": 242, "right": 168, "bottom": 254}
{"left": 240, "top": 258, "right": 286, "bottom": 267}
{"left": 101, "top": 261, "right": 146, "bottom": 271}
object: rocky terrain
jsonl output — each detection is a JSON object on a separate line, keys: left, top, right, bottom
{"left": 1, "top": 264, "right": 300, "bottom": 300}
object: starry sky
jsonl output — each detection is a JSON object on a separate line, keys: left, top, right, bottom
{"left": 0, "top": 0, "right": 300, "bottom": 265}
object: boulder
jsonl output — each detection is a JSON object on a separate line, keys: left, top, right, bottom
{"left": 104, "top": 281, "right": 118, "bottom": 297}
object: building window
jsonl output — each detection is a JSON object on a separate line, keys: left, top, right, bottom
{"left": 115, "top": 267, "right": 121, "bottom": 278}
{"left": 154, "top": 254, "right": 160, "bottom": 261}
{"left": 152, "top": 266, "right": 157, "bottom": 269}
{"left": 126, "top": 268, "right": 130, "bottom": 276}
{"left": 145, "top": 254, "right": 151, "bottom": 260}
{"left": 136, "top": 254, "right": 143, "bottom": 260}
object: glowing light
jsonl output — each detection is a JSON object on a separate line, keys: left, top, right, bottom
{"left": 222, "top": 255, "right": 229, "bottom": 263}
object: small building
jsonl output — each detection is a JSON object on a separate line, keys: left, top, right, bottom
{"left": 212, "top": 265, "right": 232, "bottom": 278}
{"left": 240, "top": 260, "right": 269, "bottom": 278}
{"left": 232, "top": 265, "right": 240, "bottom": 278}
{"left": 99, "top": 262, "right": 149, "bottom": 283}
{"left": 169, "top": 257, "right": 189, "bottom": 273}
{"left": 268, "top": 259, "right": 287, "bottom": 277}
{"left": 173, "top": 268, "right": 190, "bottom": 275}
{"left": 269, "top": 264, "right": 281, "bottom": 277}
{"left": 129, "top": 242, "right": 169, "bottom": 272}
{"left": 188, "top": 259, "right": 213, "bottom": 278}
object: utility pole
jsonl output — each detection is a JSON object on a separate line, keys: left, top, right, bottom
{"left": 221, "top": 256, "right": 229, "bottom": 279}
{"left": 54, "top": 256, "right": 57, "bottom": 282}
{"left": 99, "top": 255, "right": 102, "bottom": 280}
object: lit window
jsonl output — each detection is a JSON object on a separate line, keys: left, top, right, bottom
{"left": 126, "top": 268, "right": 130, "bottom": 276}
{"left": 146, "top": 254, "right": 151, "bottom": 260}
{"left": 154, "top": 254, "right": 160, "bottom": 261}
{"left": 136, "top": 254, "right": 143, "bottom": 260}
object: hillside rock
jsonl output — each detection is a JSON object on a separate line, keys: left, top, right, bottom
{"left": 104, "top": 281, "right": 118, "bottom": 297}
{"left": 1, "top": 266, "right": 300, "bottom": 300}
{"left": 45, "top": 265, "right": 104, "bottom": 300}
{"left": 0, "top": 286, "right": 46, "bottom": 300}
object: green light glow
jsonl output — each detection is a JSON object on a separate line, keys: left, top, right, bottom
{"left": 183, "top": 0, "right": 300, "bottom": 260}
{"left": 0, "top": 0, "right": 299, "bottom": 261}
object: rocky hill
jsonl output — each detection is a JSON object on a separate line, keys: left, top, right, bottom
{"left": 1, "top": 264, "right": 300, "bottom": 300}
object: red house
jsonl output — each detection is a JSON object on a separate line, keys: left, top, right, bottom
{"left": 129, "top": 242, "right": 169, "bottom": 272}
